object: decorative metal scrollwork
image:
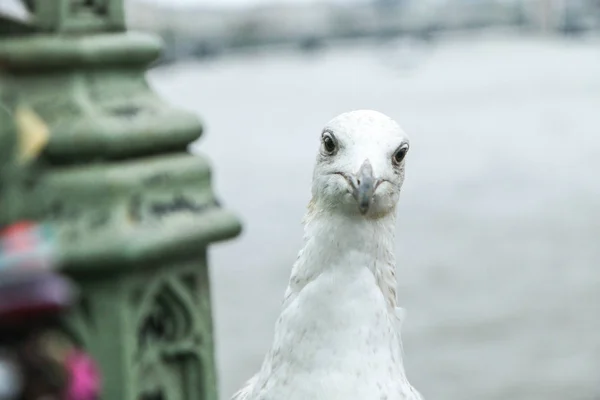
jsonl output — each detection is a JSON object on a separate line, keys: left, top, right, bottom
{"left": 137, "top": 279, "right": 193, "bottom": 349}
{"left": 135, "top": 273, "right": 206, "bottom": 400}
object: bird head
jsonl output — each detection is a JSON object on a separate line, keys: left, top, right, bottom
{"left": 311, "top": 110, "right": 410, "bottom": 219}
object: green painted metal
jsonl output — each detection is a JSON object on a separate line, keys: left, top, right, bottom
{"left": 0, "top": 79, "right": 16, "bottom": 172}
{"left": 0, "top": 78, "right": 27, "bottom": 225}
{"left": 23, "top": 0, "right": 125, "bottom": 33}
{"left": 0, "top": 1, "right": 242, "bottom": 400}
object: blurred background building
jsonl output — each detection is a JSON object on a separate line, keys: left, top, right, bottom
{"left": 119, "top": 0, "right": 600, "bottom": 63}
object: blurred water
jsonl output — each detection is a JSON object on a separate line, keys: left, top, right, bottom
{"left": 148, "top": 34, "right": 600, "bottom": 400}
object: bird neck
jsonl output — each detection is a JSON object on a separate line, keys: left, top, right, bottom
{"left": 284, "top": 202, "right": 398, "bottom": 311}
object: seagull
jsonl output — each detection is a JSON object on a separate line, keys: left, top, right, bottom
{"left": 232, "top": 110, "right": 423, "bottom": 400}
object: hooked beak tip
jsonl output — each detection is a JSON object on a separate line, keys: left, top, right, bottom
{"left": 358, "top": 203, "right": 370, "bottom": 215}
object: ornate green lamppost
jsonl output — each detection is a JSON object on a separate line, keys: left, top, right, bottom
{"left": 0, "top": 1, "right": 242, "bottom": 400}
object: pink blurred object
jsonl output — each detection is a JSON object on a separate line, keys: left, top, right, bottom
{"left": 64, "top": 350, "right": 101, "bottom": 400}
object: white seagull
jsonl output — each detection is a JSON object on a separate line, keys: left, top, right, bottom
{"left": 232, "top": 110, "right": 423, "bottom": 400}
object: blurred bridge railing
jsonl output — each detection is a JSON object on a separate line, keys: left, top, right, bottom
{"left": 0, "top": 1, "right": 242, "bottom": 399}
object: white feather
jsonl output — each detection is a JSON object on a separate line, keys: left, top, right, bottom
{"left": 232, "top": 110, "right": 423, "bottom": 400}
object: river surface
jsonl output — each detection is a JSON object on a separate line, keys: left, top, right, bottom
{"left": 149, "top": 33, "right": 600, "bottom": 400}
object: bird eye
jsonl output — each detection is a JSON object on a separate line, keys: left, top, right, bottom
{"left": 392, "top": 144, "right": 409, "bottom": 165}
{"left": 322, "top": 132, "right": 337, "bottom": 155}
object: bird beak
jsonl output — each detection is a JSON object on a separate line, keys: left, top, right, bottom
{"left": 351, "top": 160, "right": 378, "bottom": 215}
